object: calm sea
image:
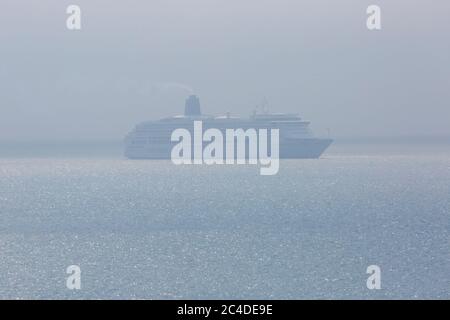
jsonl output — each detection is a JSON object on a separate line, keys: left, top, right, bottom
{"left": 0, "top": 142, "right": 449, "bottom": 299}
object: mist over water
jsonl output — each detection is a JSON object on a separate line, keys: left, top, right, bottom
{"left": 1, "top": 0, "right": 450, "bottom": 141}
{"left": 1, "top": 139, "right": 449, "bottom": 158}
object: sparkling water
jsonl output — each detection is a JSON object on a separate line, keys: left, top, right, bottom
{"left": 0, "top": 144, "right": 449, "bottom": 299}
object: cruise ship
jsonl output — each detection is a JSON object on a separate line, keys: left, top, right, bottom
{"left": 124, "top": 95, "right": 332, "bottom": 159}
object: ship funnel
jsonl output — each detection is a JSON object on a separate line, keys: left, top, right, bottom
{"left": 184, "top": 95, "right": 201, "bottom": 116}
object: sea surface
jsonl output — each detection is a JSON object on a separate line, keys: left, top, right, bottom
{"left": 0, "top": 142, "right": 449, "bottom": 299}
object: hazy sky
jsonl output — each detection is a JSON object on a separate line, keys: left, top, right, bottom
{"left": 1, "top": 0, "right": 449, "bottom": 141}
